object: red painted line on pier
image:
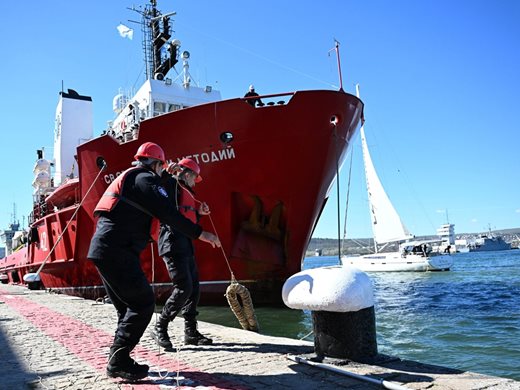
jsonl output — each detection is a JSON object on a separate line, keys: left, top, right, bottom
{"left": 0, "top": 288, "right": 246, "bottom": 389}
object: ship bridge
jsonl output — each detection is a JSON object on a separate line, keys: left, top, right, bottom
{"left": 107, "top": 76, "right": 221, "bottom": 143}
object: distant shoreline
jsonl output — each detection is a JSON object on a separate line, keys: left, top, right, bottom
{"left": 307, "top": 228, "right": 520, "bottom": 257}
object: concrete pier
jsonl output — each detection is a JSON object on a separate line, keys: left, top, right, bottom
{"left": 1, "top": 283, "right": 519, "bottom": 389}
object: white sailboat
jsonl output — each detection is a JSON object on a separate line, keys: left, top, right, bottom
{"left": 341, "top": 85, "right": 453, "bottom": 272}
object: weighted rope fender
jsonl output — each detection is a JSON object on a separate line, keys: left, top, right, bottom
{"left": 225, "top": 282, "right": 259, "bottom": 332}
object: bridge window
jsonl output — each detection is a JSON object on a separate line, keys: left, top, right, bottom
{"left": 153, "top": 102, "right": 167, "bottom": 116}
{"left": 169, "top": 103, "right": 182, "bottom": 112}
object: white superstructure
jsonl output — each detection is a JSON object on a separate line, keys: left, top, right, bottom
{"left": 434, "top": 223, "right": 456, "bottom": 252}
{"left": 53, "top": 90, "right": 93, "bottom": 186}
{"left": 107, "top": 76, "right": 221, "bottom": 142}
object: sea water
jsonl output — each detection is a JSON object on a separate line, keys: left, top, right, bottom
{"left": 198, "top": 250, "right": 520, "bottom": 380}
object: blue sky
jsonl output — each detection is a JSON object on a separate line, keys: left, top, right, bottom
{"left": 0, "top": 1, "right": 519, "bottom": 239}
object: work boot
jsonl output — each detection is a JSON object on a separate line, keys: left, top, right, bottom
{"left": 111, "top": 339, "right": 149, "bottom": 374}
{"left": 184, "top": 321, "right": 213, "bottom": 345}
{"left": 127, "top": 346, "right": 149, "bottom": 373}
{"left": 184, "top": 330, "right": 213, "bottom": 345}
{"left": 107, "top": 346, "right": 148, "bottom": 380}
{"left": 150, "top": 315, "right": 173, "bottom": 349}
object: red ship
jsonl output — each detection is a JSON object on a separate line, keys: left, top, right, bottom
{"left": 0, "top": 1, "right": 363, "bottom": 305}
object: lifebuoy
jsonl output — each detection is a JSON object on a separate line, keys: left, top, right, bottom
{"left": 120, "top": 120, "right": 127, "bottom": 130}
{"left": 225, "top": 282, "right": 259, "bottom": 332}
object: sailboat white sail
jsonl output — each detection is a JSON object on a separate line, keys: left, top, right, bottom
{"left": 341, "top": 85, "right": 453, "bottom": 272}
{"left": 361, "top": 117, "right": 413, "bottom": 246}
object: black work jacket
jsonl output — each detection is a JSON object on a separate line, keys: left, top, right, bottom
{"left": 88, "top": 166, "right": 202, "bottom": 260}
{"left": 157, "top": 172, "right": 198, "bottom": 257}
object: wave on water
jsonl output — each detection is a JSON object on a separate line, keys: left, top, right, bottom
{"left": 303, "top": 250, "right": 520, "bottom": 380}
{"left": 199, "top": 250, "right": 520, "bottom": 380}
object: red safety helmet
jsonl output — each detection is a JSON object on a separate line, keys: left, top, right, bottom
{"left": 134, "top": 142, "right": 166, "bottom": 164}
{"left": 178, "top": 158, "right": 202, "bottom": 183}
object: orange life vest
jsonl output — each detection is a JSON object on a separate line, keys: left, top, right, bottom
{"left": 94, "top": 167, "right": 152, "bottom": 217}
{"left": 178, "top": 185, "right": 198, "bottom": 223}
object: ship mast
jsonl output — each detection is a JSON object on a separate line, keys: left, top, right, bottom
{"left": 131, "top": 0, "right": 179, "bottom": 81}
{"left": 10, "top": 203, "right": 20, "bottom": 231}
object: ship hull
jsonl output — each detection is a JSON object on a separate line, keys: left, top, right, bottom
{"left": 1, "top": 90, "right": 362, "bottom": 305}
{"left": 469, "top": 243, "right": 512, "bottom": 252}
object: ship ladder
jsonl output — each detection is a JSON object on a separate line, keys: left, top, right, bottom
{"left": 176, "top": 178, "right": 259, "bottom": 332}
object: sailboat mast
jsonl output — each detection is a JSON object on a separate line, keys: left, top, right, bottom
{"left": 355, "top": 84, "right": 377, "bottom": 254}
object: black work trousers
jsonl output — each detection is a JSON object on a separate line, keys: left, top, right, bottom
{"left": 161, "top": 254, "right": 200, "bottom": 326}
{"left": 92, "top": 254, "right": 155, "bottom": 349}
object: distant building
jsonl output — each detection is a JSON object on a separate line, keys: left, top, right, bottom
{"left": 0, "top": 219, "right": 21, "bottom": 256}
{"left": 436, "top": 223, "right": 455, "bottom": 245}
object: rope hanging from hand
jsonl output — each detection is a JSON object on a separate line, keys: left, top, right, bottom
{"left": 177, "top": 178, "right": 259, "bottom": 332}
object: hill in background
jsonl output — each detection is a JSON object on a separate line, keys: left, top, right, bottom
{"left": 306, "top": 227, "right": 520, "bottom": 257}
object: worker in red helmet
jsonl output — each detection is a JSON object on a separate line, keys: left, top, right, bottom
{"left": 150, "top": 157, "right": 213, "bottom": 349}
{"left": 87, "top": 143, "right": 220, "bottom": 381}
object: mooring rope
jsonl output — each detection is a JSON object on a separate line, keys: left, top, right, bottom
{"left": 207, "top": 213, "right": 259, "bottom": 332}
{"left": 175, "top": 179, "right": 259, "bottom": 332}
{"left": 27, "top": 163, "right": 107, "bottom": 280}
{"left": 332, "top": 121, "right": 344, "bottom": 264}
{"left": 299, "top": 329, "right": 314, "bottom": 341}
{"left": 206, "top": 213, "right": 235, "bottom": 282}
{"left": 150, "top": 241, "right": 184, "bottom": 386}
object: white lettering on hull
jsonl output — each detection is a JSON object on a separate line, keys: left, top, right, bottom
{"left": 180, "top": 147, "right": 235, "bottom": 165}
{"left": 102, "top": 147, "right": 236, "bottom": 184}
{"left": 103, "top": 171, "right": 124, "bottom": 184}
{"left": 40, "top": 231, "right": 48, "bottom": 251}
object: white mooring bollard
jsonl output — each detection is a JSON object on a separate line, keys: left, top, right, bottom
{"left": 282, "top": 265, "right": 378, "bottom": 362}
